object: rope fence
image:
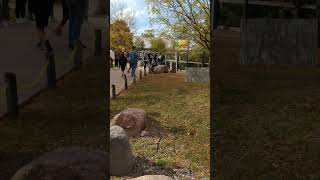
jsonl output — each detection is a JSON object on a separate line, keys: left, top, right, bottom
{"left": 0, "top": 28, "right": 103, "bottom": 119}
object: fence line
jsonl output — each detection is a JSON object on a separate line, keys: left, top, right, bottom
{"left": 0, "top": 28, "right": 104, "bottom": 119}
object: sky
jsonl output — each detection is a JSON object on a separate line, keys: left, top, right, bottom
{"left": 110, "top": 0, "right": 153, "bottom": 36}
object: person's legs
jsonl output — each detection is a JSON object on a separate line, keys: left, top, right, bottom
{"left": 21, "top": 0, "right": 26, "bottom": 19}
{"left": 61, "top": 0, "right": 69, "bottom": 26}
{"left": 127, "top": 62, "right": 131, "bottom": 73}
{"left": 115, "top": 59, "right": 119, "bottom": 68}
{"left": 131, "top": 65, "right": 136, "bottom": 77}
{"left": 67, "top": 5, "right": 76, "bottom": 48}
{"left": 56, "top": 0, "right": 69, "bottom": 35}
{"left": 15, "top": 0, "right": 20, "bottom": 19}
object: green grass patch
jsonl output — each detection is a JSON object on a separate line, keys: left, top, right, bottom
{"left": 111, "top": 73, "right": 210, "bottom": 178}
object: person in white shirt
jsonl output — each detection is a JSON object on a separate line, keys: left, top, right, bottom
{"left": 110, "top": 49, "right": 115, "bottom": 68}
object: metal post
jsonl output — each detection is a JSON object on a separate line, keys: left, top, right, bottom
{"left": 124, "top": 75, "right": 128, "bottom": 90}
{"left": 47, "top": 53, "right": 56, "bottom": 89}
{"left": 4, "top": 72, "right": 18, "bottom": 119}
{"left": 112, "top": 84, "right": 116, "bottom": 99}
{"left": 94, "top": 29, "right": 102, "bottom": 56}
{"left": 144, "top": 68, "right": 147, "bottom": 76}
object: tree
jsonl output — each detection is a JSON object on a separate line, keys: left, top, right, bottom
{"left": 134, "top": 37, "right": 145, "bottom": 50}
{"left": 111, "top": 1, "right": 136, "bottom": 29}
{"left": 146, "top": 0, "right": 210, "bottom": 51}
{"left": 110, "top": 20, "right": 134, "bottom": 52}
{"left": 151, "top": 38, "right": 166, "bottom": 53}
{"left": 142, "top": 29, "right": 155, "bottom": 40}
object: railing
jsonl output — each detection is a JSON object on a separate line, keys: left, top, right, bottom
{"left": 0, "top": 29, "right": 103, "bottom": 119}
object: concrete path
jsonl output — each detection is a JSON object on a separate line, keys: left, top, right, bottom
{"left": 110, "top": 64, "right": 149, "bottom": 97}
{"left": 0, "top": 5, "right": 106, "bottom": 117}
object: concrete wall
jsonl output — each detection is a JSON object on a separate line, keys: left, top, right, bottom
{"left": 240, "top": 19, "right": 317, "bottom": 65}
{"left": 185, "top": 67, "right": 209, "bottom": 82}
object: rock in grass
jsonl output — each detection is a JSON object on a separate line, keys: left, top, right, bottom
{"left": 110, "top": 125, "right": 134, "bottom": 176}
{"left": 111, "top": 108, "right": 147, "bottom": 138}
{"left": 130, "top": 175, "right": 174, "bottom": 180}
{"left": 140, "top": 130, "right": 149, "bottom": 137}
{"left": 11, "top": 147, "right": 108, "bottom": 180}
{"left": 154, "top": 65, "right": 169, "bottom": 74}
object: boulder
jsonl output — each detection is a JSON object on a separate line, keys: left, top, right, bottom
{"left": 140, "top": 130, "right": 149, "bottom": 137}
{"left": 110, "top": 125, "right": 134, "bottom": 176}
{"left": 130, "top": 175, "right": 174, "bottom": 180}
{"left": 11, "top": 147, "right": 108, "bottom": 180}
{"left": 154, "top": 65, "right": 169, "bottom": 74}
{"left": 111, "top": 108, "right": 147, "bottom": 138}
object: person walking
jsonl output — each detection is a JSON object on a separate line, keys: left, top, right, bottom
{"left": 143, "top": 50, "right": 148, "bottom": 70}
{"left": 65, "top": 0, "right": 88, "bottom": 50}
{"left": 15, "top": 0, "right": 27, "bottom": 23}
{"left": 30, "top": 0, "right": 54, "bottom": 50}
{"left": 27, "top": 0, "right": 34, "bottom": 20}
{"left": 119, "top": 49, "right": 127, "bottom": 77}
{"left": 129, "top": 46, "right": 138, "bottom": 78}
{"left": 114, "top": 49, "right": 120, "bottom": 69}
{"left": 110, "top": 49, "right": 115, "bottom": 68}
{"left": 55, "top": 0, "right": 69, "bottom": 35}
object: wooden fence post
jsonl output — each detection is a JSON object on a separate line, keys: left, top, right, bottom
{"left": 4, "top": 72, "right": 18, "bottom": 119}
{"left": 73, "top": 41, "right": 83, "bottom": 70}
{"left": 112, "top": 84, "right": 116, "bottom": 99}
{"left": 124, "top": 75, "right": 128, "bottom": 90}
{"left": 47, "top": 53, "right": 56, "bottom": 89}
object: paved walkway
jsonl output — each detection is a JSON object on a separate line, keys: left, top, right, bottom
{"left": 110, "top": 65, "right": 149, "bottom": 97}
{"left": 0, "top": 5, "right": 106, "bottom": 117}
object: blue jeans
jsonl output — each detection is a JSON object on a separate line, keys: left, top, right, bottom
{"left": 67, "top": 3, "right": 84, "bottom": 47}
{"left": 131, "top": 63, "right": 137, "bottom": 77}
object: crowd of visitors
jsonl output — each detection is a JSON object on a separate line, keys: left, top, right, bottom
{"left": 110, "top": 48, "right": 166, "bottom": 78}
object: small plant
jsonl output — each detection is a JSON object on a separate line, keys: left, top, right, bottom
{"left": 155, "top": 159, "right": 175, "bottom": 169}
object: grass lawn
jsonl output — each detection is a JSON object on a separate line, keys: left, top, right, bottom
{"left": 0, "top": 58, "right": 107, "bottom": 180}
{"left": 110, "top": 73, "right": 210, "bottom": 179}
{"left": 215, "top": 30, "right": 320, "bottom": 179}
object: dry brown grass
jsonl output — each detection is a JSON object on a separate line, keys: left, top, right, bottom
{"left": 110, "top": 73, "right": 210, "bottom": 179}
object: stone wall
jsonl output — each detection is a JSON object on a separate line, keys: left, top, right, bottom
{"left": 185, "top": 67, "right": 209, "bottom": 82}
{"left": 240, "top": 19, "right": 317, "bottom": 65}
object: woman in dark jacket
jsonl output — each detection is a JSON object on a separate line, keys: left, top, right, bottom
{"left": 119, "top": 50, "right": 128, "bottom": 77}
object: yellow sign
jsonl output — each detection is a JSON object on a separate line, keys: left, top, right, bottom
{"left": 178, "top": 40, "right": 189, "bottom": 49}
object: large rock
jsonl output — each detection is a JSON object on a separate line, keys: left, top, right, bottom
{"left": 11, "top": 147, "right": 108, "bottom": 180}
{"left": 130, "top": 175, "right": 174, "bottom": 180}
{"left": 154, "top": 65, "right": 169, "bottom": 74}
{"left": 110, "top": 125, "right": 134, "bottom": 176}
{"left": 111, "top": 108, "right": 147, "bottom": 138}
